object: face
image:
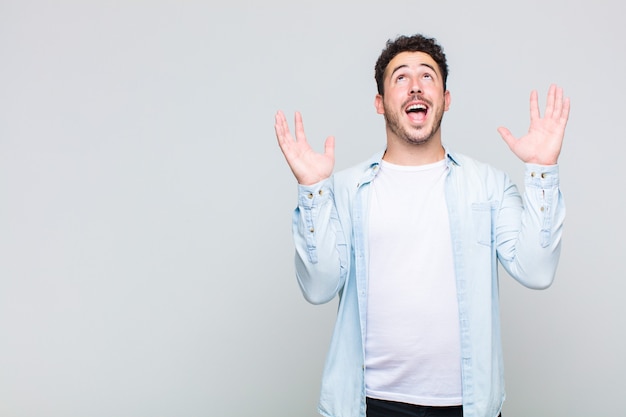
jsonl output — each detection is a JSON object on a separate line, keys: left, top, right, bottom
{"left": 375, "top": 51, "right": 451, "bottom": 146}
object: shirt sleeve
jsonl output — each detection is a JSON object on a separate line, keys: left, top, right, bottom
{"left": 496, "top": 164, "right": 566, "bottom": 289}
{"left": 291, "top": 178, "right": 348, "bottom": 304}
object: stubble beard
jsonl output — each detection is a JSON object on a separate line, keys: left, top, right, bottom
{"left": 383, "top": 100, "right": 445, "bottom": 146}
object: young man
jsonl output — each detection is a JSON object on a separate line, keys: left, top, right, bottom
{"left": 274, "top": 34, "right": 570, "bottom": 417}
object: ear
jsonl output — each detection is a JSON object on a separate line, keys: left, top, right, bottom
{"left": 375, "top": 94, "right": 385, "bottom": 115}
{"left": 444, "top": 90, "right": 451, "bottom": 111}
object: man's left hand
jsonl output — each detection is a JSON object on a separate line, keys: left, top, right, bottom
{"left": 498, "top": 84, "right": 570, "bottom": 165}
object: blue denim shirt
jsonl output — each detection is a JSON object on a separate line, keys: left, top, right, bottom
{"left": 291, "top": 149, "right": 565, "bottom": 417}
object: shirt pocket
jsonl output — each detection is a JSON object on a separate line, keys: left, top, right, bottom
{"left": 472, "top": 201, "right": 497, "bottom": 246}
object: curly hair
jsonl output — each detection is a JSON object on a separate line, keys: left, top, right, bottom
{"left": 374, "top": 34, "right": 449, "bottom": 95}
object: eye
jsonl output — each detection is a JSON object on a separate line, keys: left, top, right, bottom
{"left": 423, "top": 73, "right": 433, "bottom": 80}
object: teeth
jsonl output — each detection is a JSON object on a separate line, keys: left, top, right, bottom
{"left": 407, "top": 104, "right": 426, "bottom": 111}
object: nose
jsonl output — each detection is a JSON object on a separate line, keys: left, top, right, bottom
{"left": 410, "top": 80, "right": 422, "bottom": 95}
{"left": 409, "top": 77, "right": 422, "bottom": 95}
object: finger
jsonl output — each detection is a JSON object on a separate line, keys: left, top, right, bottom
{"left": 274, "top": 110, "right": 286, "bottom": 134}
{"left": 323, "top": 135, "right": 335, "bottom": 159}
{"left": 275, "top": 110, "right": 291, "bottom": 142}
{"left": 560, "top": 96, "right": 571, "bottom": 125}
{"left": 274, "top": 111, "right": 283, "bottom": 139}
{"left": 552, "top": 85, "right": 564, "bottom": 120}
{"left": 529, "top": 89, "right": 540, "bottom": 122}
{"left": 294, "top": 111, "right": 308, "bottom": 143}
{"left": 275, "top": 111, "right": 297, "bottom": 156}
{"left": 497, "top": 126, "right": 516, "bottom": 150}
{"left": 544, "top": 84, "right": 556, "bottom": 119}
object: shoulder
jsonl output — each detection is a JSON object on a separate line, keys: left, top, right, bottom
{"left": 333, "top": 151, "right": 384, "bottom": 187}
{"left": 448, "top": 151, "right": 509, "bottom": 180}
{"left": 447, "top": 151, "right": 515, "bottom": 199}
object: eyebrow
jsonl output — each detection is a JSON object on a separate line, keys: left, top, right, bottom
{"left": 390, "top": 62, "right": 438, "bottom": 78}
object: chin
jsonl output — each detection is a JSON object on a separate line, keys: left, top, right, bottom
{"left": 401, "top": 133, "right": 431, "bottom": 146}
{"left": 404, "top": 128, "right": 434, "bottom": 145}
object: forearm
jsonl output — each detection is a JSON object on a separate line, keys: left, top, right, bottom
{"left": 497, "top": 164, "right": 566, "bottom": 289}
{"left": 292, "top": 179, "right": 347, "bottom": 304}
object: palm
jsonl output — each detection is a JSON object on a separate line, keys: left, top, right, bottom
{"left": 498, "top": 85, "right": 570, "bottom": 165}
{"left": 275, "top": 111, "right": 335, "bottom": 185}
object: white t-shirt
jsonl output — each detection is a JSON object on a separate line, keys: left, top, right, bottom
{"left": 365, "top": 159, "right": 462, "bottom": 406}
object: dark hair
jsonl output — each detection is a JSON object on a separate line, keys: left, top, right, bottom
{"left": 374, "top": 34, "right": 449, "bottom": 95}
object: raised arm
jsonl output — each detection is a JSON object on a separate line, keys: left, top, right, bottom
{"left": 497, "top": 84, "right": 570, "bottom": 165}
{"left": 275, "top": 110, "right": 335, "bottom": 185}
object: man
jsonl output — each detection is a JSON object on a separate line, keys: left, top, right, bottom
{"left": 274, "top": 33, "right": 570, "bottom": 417}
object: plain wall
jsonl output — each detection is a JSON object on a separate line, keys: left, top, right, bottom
{"left": 1, "top": 1, "right": 624, "bottom": 416}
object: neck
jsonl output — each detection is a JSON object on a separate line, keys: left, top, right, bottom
{"left": 382, "top": 137, "right": 445, "bottom": 166}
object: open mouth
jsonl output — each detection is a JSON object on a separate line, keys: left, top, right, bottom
{"left": 405, "top": 102, "right": 428, "bottom": 123}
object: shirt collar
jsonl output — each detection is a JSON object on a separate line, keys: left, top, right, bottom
{"left": 367, "top": 146, "right": 460, "bottom": 169}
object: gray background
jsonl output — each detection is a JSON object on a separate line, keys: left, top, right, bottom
{"left": 1, "top": 0, "right": 623, "bottom": 416}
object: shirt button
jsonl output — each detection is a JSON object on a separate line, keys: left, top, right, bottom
{"left": 318, "top": 189, "right": 323, "bottom": 196}
{"left": 541, "top": 173, "right": 546, "bottom": 179}
{"left": 307, "top": 192, "right": 313, "bottom": 199}
{"left": 540, "top": 206, "right": 545, "bottom": 212}
{"left": 531, "top": 172, "right": 536, "bottom": 178}
{"left": 309, "top": 227, "right": 314, "bottom": 233}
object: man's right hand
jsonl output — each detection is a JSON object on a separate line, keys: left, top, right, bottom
{"left": 275, "top": 110, "right": 335, "bottom": 186}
